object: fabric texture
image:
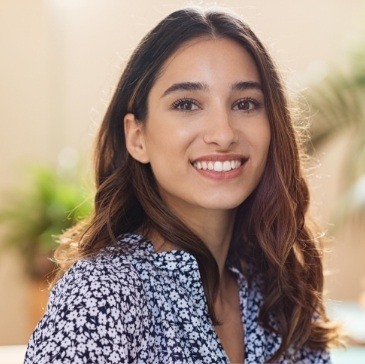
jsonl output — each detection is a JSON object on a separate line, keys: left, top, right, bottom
{"left": 25, "top": 233, "right": 331, "bottom": 363}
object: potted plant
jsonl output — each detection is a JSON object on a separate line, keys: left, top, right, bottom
{"left": 0, "top": 160, "right": 93, "bottom": 329}
{"left": 0, "top": 162, "right": 93, "bottom": 281}
{"left": 304, "top": 46, "right": 365, "bottom": 223}
{"left": 303, "top": 46, "right": 365, "bottom": 346}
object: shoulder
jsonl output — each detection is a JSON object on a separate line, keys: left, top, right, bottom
{"left": 57, "top": 249, "right": 143, "bottom": 298}
{"left": 291, "top": 345, "right": 331, "bottom": 363}
{"left": 241, "top": 269, "right": 331, "bottom": 363}
{"left": 60, "top": 253, "right": 144, "bottom": 309}
{"left": 54, "top": 233, "right": 150, "bottom": 303}
{"left": 25, "top": 241, "right": 150, "bottom": 363}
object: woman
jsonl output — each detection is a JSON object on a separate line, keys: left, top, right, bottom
{"left": 25, "top": 7, "right": 339, "bottom": 363}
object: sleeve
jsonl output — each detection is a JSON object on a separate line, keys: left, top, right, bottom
{"left": 292, "top": 345, "right": 332, "bottom": 364}
{"left": 24, "top": 258, "right": 149, "bottom": 364}
{"left": 290, "top": 311, "right": 333, "bottom": 363}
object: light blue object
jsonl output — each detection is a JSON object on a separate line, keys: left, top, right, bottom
{"left": 331, "top": 347, "right": 365, "bottom": 363}
{"left": 327, "top": 301, "right": 365, "bottom": 363}
{"left": 327, "top": 301, "right": 365, "bottom": 343}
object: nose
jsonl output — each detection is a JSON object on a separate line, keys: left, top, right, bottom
{"left": 203, "top": 106, "right": 238, "bottom": 150}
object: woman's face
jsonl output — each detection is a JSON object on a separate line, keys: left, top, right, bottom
{"left": 125, "top": 37, "right": 271, "bottom": 218}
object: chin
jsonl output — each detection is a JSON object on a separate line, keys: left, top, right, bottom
{"left": 198, "top": 198, "right": 247, "bottom": 211}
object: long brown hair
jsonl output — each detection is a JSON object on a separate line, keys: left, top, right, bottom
{"left": 54, "top": 7, "right": 339, "bottom": 361}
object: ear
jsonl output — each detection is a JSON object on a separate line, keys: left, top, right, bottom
{"left": 124, "top": 113, "right": 150, "bottom": 164}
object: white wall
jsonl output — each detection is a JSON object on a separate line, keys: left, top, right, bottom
{"left": 0, "top": 0, "right": 51, "bottom": 344}
{"left": 1, "top": 0, "right": 364, "bottom": 344}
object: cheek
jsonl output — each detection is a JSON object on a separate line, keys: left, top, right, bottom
{"left": 245, "top": 122, "right": 271, "bottom": 183}
{"left": 261, "top": 127, "right": 271, "bottom": 159}
{"left": 143, "top": 132, "right": 190, "bottom": 181}
{"left": 145, "top": 121, "right": 198, "bottom": 158}
{"left": 247, "top": 119, "right": 271, "bottom": 157}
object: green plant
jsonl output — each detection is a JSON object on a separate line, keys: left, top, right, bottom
{"left": 303, "top": 46, "right": 365, "bottom": 224}
{"left": 0, "top": 163, "right": 93, "bottom": 280}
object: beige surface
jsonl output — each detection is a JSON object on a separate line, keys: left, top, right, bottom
{"left": 0, "top": 345, "right": 26, "bottom": 364}
{"left": 1, "top": 0, "right": 364, "bottom": 345}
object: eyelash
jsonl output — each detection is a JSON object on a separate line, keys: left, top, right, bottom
{"left": 171, "top": 98, "right": 200, "bottom": 112}
{"left": 170, "top": 97, "right": 261, "bottom": 113}
{"left": 232, "top": 97, "right": 261, "bottom": 113}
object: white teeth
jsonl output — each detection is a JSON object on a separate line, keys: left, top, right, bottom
{"left": 193, "top": 159, "right": 242, "bottom": 172}
{"left": 213, "top": 161, "right": 223, "bottom": 172}
{"left": 223, "top": 161, "right": 231, "bottom": 171}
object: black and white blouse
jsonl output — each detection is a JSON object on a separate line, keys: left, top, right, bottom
{"left": 25, "top": 233, "right": 331, "bottom": 363}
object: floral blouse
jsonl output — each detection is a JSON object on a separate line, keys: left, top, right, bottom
{"left": 25, "top": 233, "right": 331, "bottom": 363}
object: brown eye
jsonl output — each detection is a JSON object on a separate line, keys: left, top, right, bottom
{"left": 172, "top": 99, "right": 199, "bottom": 111}
{"left": 233, "top": 98, "right": 260, "bottom": 112}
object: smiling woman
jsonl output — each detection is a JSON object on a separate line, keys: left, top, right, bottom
{"left": 25, "top": 7, "right": 340, "bottom": 364}
{"left": 125, "top": 37, "right": 270, "bottom": 217}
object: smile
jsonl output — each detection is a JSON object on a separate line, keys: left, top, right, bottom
{"left": 192, "top": 160, "right": 242, "bottom": 172}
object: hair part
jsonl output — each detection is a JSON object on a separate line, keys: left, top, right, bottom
{"left": 54, "top": 7, "right": 340, "bottom": 361}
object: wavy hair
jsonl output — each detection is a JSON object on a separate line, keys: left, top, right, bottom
{"left": 54, "top": 7, "right": 339, "bottom": 361}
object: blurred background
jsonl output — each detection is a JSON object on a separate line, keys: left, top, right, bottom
{"left": 1, "top": 0, "right": 365, "bottom": 362}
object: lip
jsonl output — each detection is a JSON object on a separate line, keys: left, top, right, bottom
{"left": 191, "top": 154, "right": 249, "bottom": 180}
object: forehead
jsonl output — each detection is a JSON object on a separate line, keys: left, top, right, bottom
{"left": 153, "top": 37, "right": 260, "bottom": 92}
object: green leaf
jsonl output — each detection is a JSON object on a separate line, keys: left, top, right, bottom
{"left": 0, "top": 161, "right": 93, "bottom": 277}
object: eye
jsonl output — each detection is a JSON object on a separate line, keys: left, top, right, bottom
{"left": 171, "top": 98, "right": 200, "bottom": 112}
{"left": 233, "top": 98, "right": 260, "bottom": 112}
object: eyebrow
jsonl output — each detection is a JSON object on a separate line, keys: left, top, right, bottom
{"left": 161, "top": 80, "right": 262, "bottom": 98}
{"left": 232, "top": 81, "right": 262, "bottom": 91}
{"left": 161, "top": 82, "right": 208, "bottom": 98}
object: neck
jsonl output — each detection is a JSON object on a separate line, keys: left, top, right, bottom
{"left": 147, "top": 199, "right": 237, "bottom": 305}
{"left": 161, "top": 201, "right": 236, "bottom": 279}
{"left": 147, "top": 206, "right": 236, "bottom": 277}
{"left": 178, "top": 208, "right": 238, "bottom": 312}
